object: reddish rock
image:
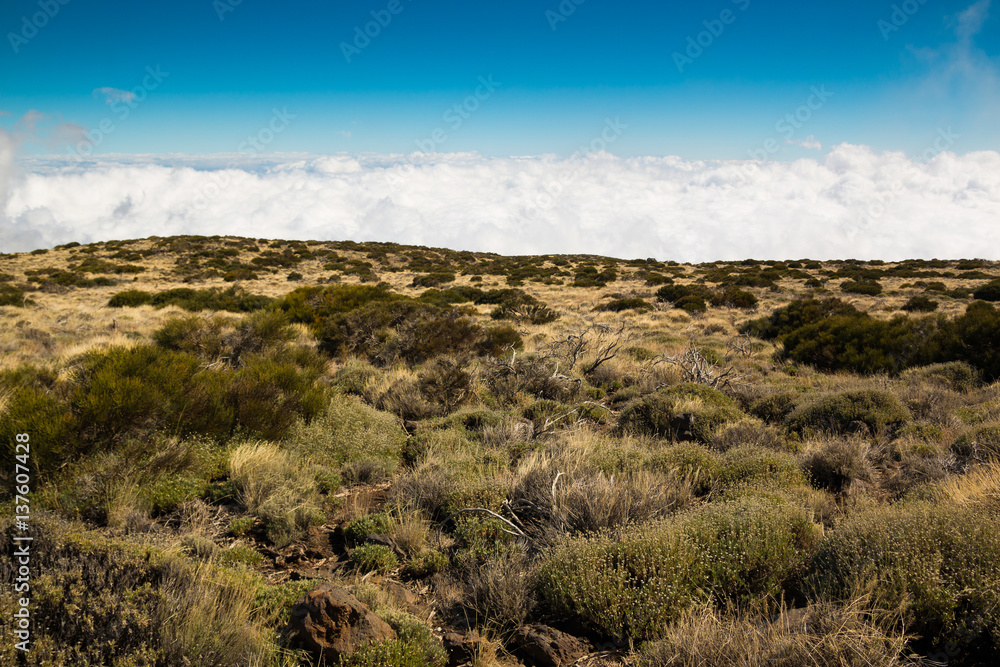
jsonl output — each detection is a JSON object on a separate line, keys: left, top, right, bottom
{"left": 287, "top": 583, "right": 396, "bottom": 662}
{"left": 513, "top": 624, "right": 592, "bottom": 666}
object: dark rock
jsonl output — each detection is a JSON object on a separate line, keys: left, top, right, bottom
{"left": 670, "top": 413, "right": 697, "bottom": 441}
{"left": 287, "top": 582, "right": 396, "bottom": 663}
{"left": 443, "top": 630, "right": 489, "bottom": 667}
{"left": 513, "top": 624, "right": 592, "bottom": 666}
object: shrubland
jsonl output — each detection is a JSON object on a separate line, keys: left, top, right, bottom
{"left": 1, "top": 237, "right": 998, "bottom": 666}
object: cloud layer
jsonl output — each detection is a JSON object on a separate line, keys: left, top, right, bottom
{"left": 3, "top": 147, "right": 1000, "bottom": 262}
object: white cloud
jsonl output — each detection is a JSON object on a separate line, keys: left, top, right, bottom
{"left": 92, "top": 87, "right": 137, "bottom": 106}
{"left": 3, "top": 147, "right": 999, "bottom": 261}
{"left": 788, "top": 135, "right": 823, "bottom": 151}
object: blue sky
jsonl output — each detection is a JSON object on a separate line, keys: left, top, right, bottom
{"left": 1, "top": 0, "right": 998, "bottom": 159}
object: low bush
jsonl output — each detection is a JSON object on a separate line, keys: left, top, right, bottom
{"left": 784, "top": 390, "right": 911, "bottom": 435}
{"left": 108, "top": 286, "right": 272, "bottom": 312}
{"left": 748, "top": 391, "right": 801, "bottom": 424}
{"left": 350, "top": 544, "right": 399, "bottom": 574}
{"left": 618, "top": 384, "right": 746, "bottom": 443}
{"left": 411, "top": 271, "right": 455, "bottom": 288}
{"left": 841, "top": 280, "right": 883, "bottom": 295}
{"left": 902, "top": 294, "right": 939, "bottom": 312}
{"left": 0, "top": 517, "right": 290, "bottom": 666}
{"left": 597, "top": 297, "right": 654, "bottom": 313}
{"left": 801, "top": 436, "right": 874, "bottom": 493}
{"left": 717, "top": 446, "right": 805, "bottom": 489}
{"left": 805, "top": 501, "right": 1000, "bottom": 656}
{"left": 973, "top": 278, "right": 1000, "bottom": 301}
{"left": 538, "top": 496, "right": 821, "bottom": 640}
{"left": 710, "top": 288, "right": 758, "bottom": 310}
{"left": 638, "top": 601, "right": 913, "bottom": 667}
{"left": 288, "top": 394, "right": 406, "bottom": 479}
{"left": 901, "top": 361, "right": 981, "bottom": 392}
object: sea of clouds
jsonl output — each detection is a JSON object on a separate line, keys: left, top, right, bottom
{"left": 1, "top": 146, "right": 999, "bottom": 262}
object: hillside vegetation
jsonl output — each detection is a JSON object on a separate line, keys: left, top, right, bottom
{"left": 2, "top": 236, "right": 999, "bottom": 666}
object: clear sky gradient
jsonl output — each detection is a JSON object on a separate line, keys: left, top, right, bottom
{"left": 2, "top": 0, "right": 997, "bottom": 159}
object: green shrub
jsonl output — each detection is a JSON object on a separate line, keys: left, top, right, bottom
{"left": 784, "top": 390, "right": 911, "bottom": 435}
{"left": 344, "top": 512, "right": 395, "bottom": 543}
{"left": 107, "top": 289, "right": 152, "bottom": 307}
{"left": 710, "top": 288, "right": 758, "bottom": 310}
{"left": 597, "top": 297, "right": 653, "bottom": 313}
{"left": 902, "top": 295, "right": 939, "bottom": 312}
{"left": 717, "top": 446, "right": 805, "bottom": 489}
{"left": 801, "top": 437, "right": 873, "bottom": 493}
{"left": 215, "top": 544, "right": 265, "bottom": 569}
{"left": 0, "top": 517, "right": 285, "bottom": 666}
{"left": 618, "top": 384, "right": 745, "bottom": 443}
{"left": 403, "top": 551, "right": 448, "bottom": 578}
{"left": 350, "top": 544, "right": 399, "bottom": 574}
{"left": 973, "top": 279, "right": 1000, "bottom": 301}
{"left": 841, "top": 280, "right": 883, "bottom": 295}
{"left": 748, "top": 391, "right": 800, "bottom": 424}
{"left": 109, "top": 286, "right": 272, "bottom": 312}
{"left": 674, "top": 295, "right": 707, "bottom": 314}
{"left": 289, "top": 394, "right": 406, "bottom": 476}
{"left": 805, "top": 502, "right": 1000, "bottom": 654}
{"left": 780, "top": 314, "right": 932, "bottom": 375}
{"left": 411, "top": 272, "right": 455, "bottom": 288}
{"left": 740, "top": 298, "right": 861, "bottom": 340}
{"left": 901, "top": 361, "right": 980, "bottom": 392}
{"left": 656, "top": 284, "right": 711, "bottom": 303}
{"left": 538, "top": 496, "right": 821, "bottom": 640}
{"left": 229, "top": 516, "right": 255, "bottom": 537}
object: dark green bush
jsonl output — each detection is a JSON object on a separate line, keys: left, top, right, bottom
{"left": 674, "top": 295, "right": 707, "bottom": 314}
{"left": 597, "top": 297, "right": 653, "bottom": 313}
{"left": 656, "top": 283, "right": 711, "bottom": 304}
{"left": 841, "top": 280, "right": 883, "bottom": 296}
{"left": 411, "top": 272, "right": 455, "bottom": 288}
{"left": 740, "top": 298, "right": 861, "bottom": 340}
{"left": 973, "top": 279, "right": 1000, "bottom": 301}
{"left": 107, "top": 289, "right": 153, "bottom": 307}
{"left": 784, "top": 390, "right": 911, "bottom": 435}
{"left": 902, "top": 295, "right": 939, "bottom": 312}
{"left": 749, "top": 391, "right": 800, "bottom": 424}
{"left": 710, "top": 288, "right": 758, "bottom": 310}
{"left": 109, "top": 286, "right": 272, "bottom": 312}
{"left": 781, "top": 314, "right": 934, "bottom": 375}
